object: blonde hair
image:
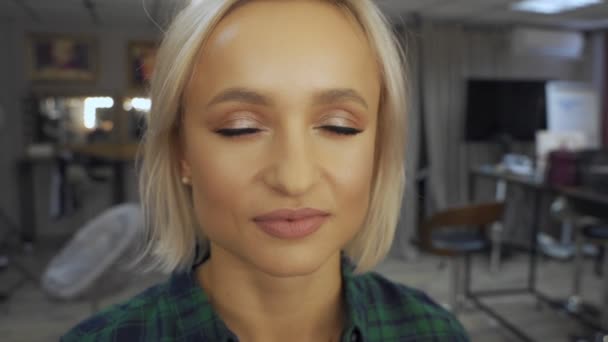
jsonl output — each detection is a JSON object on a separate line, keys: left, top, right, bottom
{"left": 138, "top": 0, "right": 407, "bottom": 274}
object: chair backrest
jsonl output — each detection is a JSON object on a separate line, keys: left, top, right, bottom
{"left": 563, "top": 188, "right": 608, "bottom": 222}
{"left": 418, "top": 202, "right": 505, "bottom": 256}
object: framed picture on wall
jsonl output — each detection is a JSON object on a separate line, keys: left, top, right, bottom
{"left": 27, "top": 34, "right": 98, "bottom": 82}
{"left": 127, "top": 41, "right": 158, "bottom": 93}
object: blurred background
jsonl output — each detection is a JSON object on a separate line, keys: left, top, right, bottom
{"left": 0, "top": 0, "right": 607, "bottom": 341}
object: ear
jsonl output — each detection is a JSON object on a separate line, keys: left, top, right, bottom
{"left": 175, "top": 132, "right": 192, "bottom": 179}
{"left": 180, "top": 158, "right": 192, "bottom": 179}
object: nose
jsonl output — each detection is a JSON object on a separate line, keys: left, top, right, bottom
{"left": 263, "top": 128, "right": 319, "bottom": 197}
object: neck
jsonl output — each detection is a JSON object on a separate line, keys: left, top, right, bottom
{"left": 196, "top": 246, "right": 345, "bottom": 342}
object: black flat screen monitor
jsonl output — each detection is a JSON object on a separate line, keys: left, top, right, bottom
{"left": 465, "top": 79, "right": 547, "bottom": 142}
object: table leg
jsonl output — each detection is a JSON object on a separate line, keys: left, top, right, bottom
{"left": 528, "top": 190, "right": 542, "bottom": 292}
{"left": 17, "top": 161, "right": 35, "bottom": 243}
{"left": 602, "top": 243, "right": 608, "bottom": 329}
{"left": 464, "top": 253, "right": 471, "bottom": 297}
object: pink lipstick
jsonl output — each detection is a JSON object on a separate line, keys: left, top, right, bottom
{"left": 253, "top": 208, "right": 330, "bottom": 239}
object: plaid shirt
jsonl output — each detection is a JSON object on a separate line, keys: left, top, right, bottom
{"left": 62, "top": 256, "right": 469, "bottom": 342}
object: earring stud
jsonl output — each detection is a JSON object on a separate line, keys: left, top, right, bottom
{"left": 181, "top": 176, "right": 190, "bottom": 184}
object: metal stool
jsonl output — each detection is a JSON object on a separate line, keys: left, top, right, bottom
{"left": 568, "top": 222, "right": 608, "bottom": 328}
{"left": 417, "top": 202, "right": 504, "bottom": 312}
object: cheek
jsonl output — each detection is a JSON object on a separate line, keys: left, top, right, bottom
{"left": 185, "top": 135, "right": 250, "bottom": 224}
{"left": 324, "top": 132, "right": 376, "bottom": 213}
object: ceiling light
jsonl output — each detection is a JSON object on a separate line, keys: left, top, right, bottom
{"left": 512, "top": 0, "right": 602, "bottom": 14}
{"left": 131, "top": 98, "right": 152, "bottom": 112}
{"left": 84, "top": 97, "right": 114, "bottom": 129}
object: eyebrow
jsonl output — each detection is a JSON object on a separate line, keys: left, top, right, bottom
{"left": 206, "top": 88, "right": 270, "bottom": 108}
{"left": 206, "top": 87, "right": 369, "bottom": 109}
{"left": 314, "top": 88, "right": 369, "bottom": 110}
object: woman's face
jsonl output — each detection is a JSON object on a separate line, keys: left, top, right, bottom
{"left": 181, "top": 0, "right": 380, "bottom": 276}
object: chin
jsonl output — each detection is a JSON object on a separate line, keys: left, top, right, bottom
{"left": 245, "top": 244, "right": 340, "bottom": 278}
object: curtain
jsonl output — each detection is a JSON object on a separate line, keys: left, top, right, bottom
{"left": 421, "top": 22, "right": 508, "bottom": 212}
{"left": 390, "top": 22, "right": 507, "bottom": 259}
{"left": 390, "top": 27, "right": 421, "bottom": 260}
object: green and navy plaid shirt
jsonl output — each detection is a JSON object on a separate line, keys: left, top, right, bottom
{"left": 62, "top": 256, "right": 469, "bottom": 341}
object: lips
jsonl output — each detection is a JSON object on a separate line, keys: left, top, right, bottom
{"left": 253, "top": 208, "right": 330, "bottom": 239}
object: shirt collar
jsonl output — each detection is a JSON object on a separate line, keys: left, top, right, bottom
{"left": 341, "top": 255, "right": 368, "bottom": 342}
{"left": 168, "top": 250, "right": 367, "bottom": 342}
{"left": 168, "top": 262, "right": 237, "bottom": 342}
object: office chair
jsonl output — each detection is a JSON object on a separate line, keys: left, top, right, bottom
{"left": 417, "top": 202, "right": 505, "bottom": 311}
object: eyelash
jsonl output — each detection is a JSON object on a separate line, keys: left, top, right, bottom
{"left": 215, "top": 126, "right": 363, "bottom": 137}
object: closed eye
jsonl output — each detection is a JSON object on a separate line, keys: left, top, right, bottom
{"left": 215, "top": 126, "right": 363, "bottom": 138}
{"left": 320, "top": 126, "right": 363, "bottom": 136}
{"left": 215, "top": 128, "right": 262, "bottom": 137}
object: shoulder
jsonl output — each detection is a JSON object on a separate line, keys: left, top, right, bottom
{"left": 351, "top": 271, "right": 470, "bottom": 341}
{"left": 60, "top": 281, "right": 170, "bottom": 342}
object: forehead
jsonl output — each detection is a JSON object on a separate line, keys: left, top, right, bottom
{"left": 186, "top": 1, "right": 379, "bottom": 102}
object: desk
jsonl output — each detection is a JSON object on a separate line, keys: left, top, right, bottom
{"left": 560, "top": 187, "right": 608, "bottom": 219}
{"left": 63, "top": 143, "right": 139, "bottom": 204}
{"left": 17, "top": 143, "right": 138, "bottom": 242}
{"left": 467, "top": 166, "right": 608, "bottom": 341}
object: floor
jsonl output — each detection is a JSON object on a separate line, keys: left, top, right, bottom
{"left": 0, "top": 232, "right": 605, "bottom": 342}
